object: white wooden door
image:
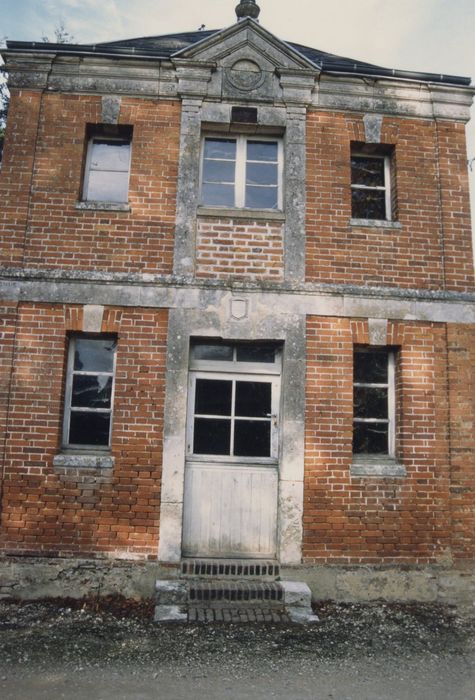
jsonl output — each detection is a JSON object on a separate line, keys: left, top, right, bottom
{"left": 182, "top": 343, "right": 280, "bottom": 558}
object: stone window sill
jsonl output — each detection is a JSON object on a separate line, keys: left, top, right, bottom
{"left": 197, "top": 206, "right": 285, "bottom": 221}
{"left": 53, "top": 453, "right": 114, "bottom": 469}
{"left": 350, "top": 218, "right": 402, "bottom": 229}
{"left": 351, "top": 456, "right": 406, "bottom": 477}
{"left": 75, "top": 201, "right": 131, "bottom": 213}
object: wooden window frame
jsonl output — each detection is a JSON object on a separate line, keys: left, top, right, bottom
{"left": 200, "top": 135, "right": 283, "bottom": 210}
{"left": 62, "top": 335, "right": 117, "bottom": 451}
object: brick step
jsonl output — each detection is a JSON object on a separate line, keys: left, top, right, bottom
{"left": 154, "top": 579, "right": 319, "bottom": 624}
{"left": 188, "top": 581, "right": 283, "bottom": 605}
{"left": 188, "top": 607, "right": 290, "bottom": 623}
{"left": 181, "top": 558, "right": 280, "bottom": 580}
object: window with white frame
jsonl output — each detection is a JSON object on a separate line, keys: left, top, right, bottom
{"left": 187, "top": 342, "right": 281, "bottom": 460}
{"left": 200, "top": 136, "right": 282, "bottom": 210}
{"left": 351, "top": 150, "right": 392, "bottom": 221}
{"left": 63, "top": 336, "right": 117, "bottom": 449}
{"left": 83, "top": 126, "right": 132, "bottom": 203}
{"left": 353, "top": 348, "right": 396, "bottom": 457}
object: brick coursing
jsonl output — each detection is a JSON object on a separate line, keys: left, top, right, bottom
{"left": 0, "top": 303, "right": 168, "bottom": 558}
{"left": 0, "top": 92, "right": 180, "bottom": 274}
{"left": 306, "top": 112, "right": 475, "bottom": 292}
{"left": 303, "top": 316, "right": 462, "bottom": 564}
{"left": 196, "top": 217, "right": 284, "bottom": 280}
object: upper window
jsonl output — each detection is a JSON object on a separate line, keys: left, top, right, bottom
{"left": 187, "top": 342, "right": 281, "bottom": 461}
{"left": 62, "top": 336, "right": 117, "bottom": 449}
{"left": 351, "top": 150, "right": 392, "bottom": 221}
{"left": 200, "top": 136, "right": 282, "bottom": 210}
{"left": 83, "top": 126, "right": 132, "bottom": 203}
{"left": 353, "top": 348, "right": 396, "bottom": 457}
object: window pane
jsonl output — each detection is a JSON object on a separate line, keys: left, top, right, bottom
{"left": 353, "top": 422, "right": 388, "bottom": 454}
{"left": 74, "top": 338, "right": 116, "bottom": 372}
{"left": 351, "top": 156, "right": 385, "bottom": 187}
{"left": 69, "top": 411, "right": 110, "bottom": 446}
{"left": 91, "top": 140, "right": 130, "bottom": 172}
{"left": 86, "top": 170, "right": 129, "bottom": 202}
{"left": 202, "top": 159, "right": 236, "bottom": 184}
{"left": 201, "top": 183, "right": 235, "bottom": 207}
{"left": 195, "top": 379, "right": 232, "bottom": 416}
{"left": 247, "top": 141, "right": 278, "bottom": 162}
{"left": 235, "top": 381, "right": 271, "bottom": 418}
{"left": 236, "top": 345, "right": 276, "bottom": 363}
{"left": 71, "top": 375, "right": 112, "bottom": 409}
{"left": 351, "top": 189, "right": 386, "bottom": 220}
{"left": 234, "top": 420, "right": 271, "bottom": 457}
{"left": 192, "top": 344, "right": 234, "bottom": 361}
{"left": 246, "top": 162, "right": 278, "bottom": 186}
{"left": 245, "top": 185, "right": 278, "bottom": 209}
{"left": 204, "top": 139, "right": 236, "bottom": 160}
{"left": 193, "top": 418, "right": 231, "bottom": 455}
{"left": 354, "top": 351, "right": 388, "bottom": 384}
{"left": 354, "top": 386, "right": 388, "bottom": 419}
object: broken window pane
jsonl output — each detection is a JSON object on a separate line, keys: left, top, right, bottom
{"left": 71, "top": 375, "right": 112, "bottom": 409}
{"left": 74, "top": 338, "right": 116, "bottom": 372}
{"left": 353, "top": 422, "right": 388, "bottom": 454}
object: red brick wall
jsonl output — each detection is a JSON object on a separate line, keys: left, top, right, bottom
{"left": 306, "top": 111, "right": 475, "bottom": 292}
{"left": 196, "top": 216, "right": 284, "bottom": 280}
{"left": 304, "top": 316, "right": 453, "bottom": 564}
{"left": 0, "top": 303, "right": 168, "bottom": 558}
{"left": 0, "top": 92, "right": 180, "bottom": 274}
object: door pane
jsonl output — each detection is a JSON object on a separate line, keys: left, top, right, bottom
{"left": 235, "top": 381, "right": 271, "bottom": 417}
{"left": 234, "top": 420, "right": 271, "bottom": 457}
{"left": 235, "top": 345, "right": 276, "bottom": 363}
{"left": 194, "top": 418, "right": 231, "bottom": 455}
{"left": 192, "top": 344, "right": 233, "bottom": 361}
{"left": 195, "top": 379, "right": 232, "bottom": 416}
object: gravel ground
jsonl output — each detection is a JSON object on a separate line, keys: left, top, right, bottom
{"left": 0, "top": 597, "right": 474, "bottom": 699}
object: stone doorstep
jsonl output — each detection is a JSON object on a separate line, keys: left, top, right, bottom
{"left": 154, "top": 579, "right": 319, "bottom": 625}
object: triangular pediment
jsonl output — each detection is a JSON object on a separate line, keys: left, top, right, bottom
{"left": 173, "top": 18, "right": 318, "bottom": 73}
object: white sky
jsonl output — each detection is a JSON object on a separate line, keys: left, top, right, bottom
{"left": 1, "top": 0, "right": 475, "bottom": 240}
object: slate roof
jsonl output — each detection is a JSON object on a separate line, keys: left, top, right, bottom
{"left": 6, "top": 29, "right": 471, "bottom": 86}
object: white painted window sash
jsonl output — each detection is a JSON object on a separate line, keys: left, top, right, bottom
{"left": 83, "top": 135, "right": 132, "bottom": 203}
{"left": 351, "top": 153, "right": 392, "bottom": 221}
{"left": 186, "top": 369, "right": 280, "bottom": 463}
{"left": 62, "top": 336, "right": 117, "bottom": 450}
{"left": 200, "top": 135, "right": 282, "bottom": 210}
{"left": 353, "top": 349, "right": 396, "bottom": 458}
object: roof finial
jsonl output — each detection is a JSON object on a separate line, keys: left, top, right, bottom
{"left": 235, "top": 0, "right": 260, "bottom": 21}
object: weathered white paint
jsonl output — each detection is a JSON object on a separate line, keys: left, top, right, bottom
{"left": 182, "top": 462, "right": 278, "bottom": 558}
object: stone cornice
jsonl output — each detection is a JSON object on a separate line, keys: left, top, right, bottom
{"left": 4, "top": 51, "right": 473, "bottom": 120}
{"left": 1, "top": 267, "right": 474, "bottom": 324}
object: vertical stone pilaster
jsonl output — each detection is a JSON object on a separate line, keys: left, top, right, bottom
{"left": 173, "top": 98, "right": 203, "bottom": 277}
{"left": 284, "top": 106, "right": 307, "bottom": 282}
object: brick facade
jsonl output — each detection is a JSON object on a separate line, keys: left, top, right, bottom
{"left": 0, "top": 17, "right": 474, "bottom": 574}
{"left": 0, "top": 303, "right": 168, "bottom": 558}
